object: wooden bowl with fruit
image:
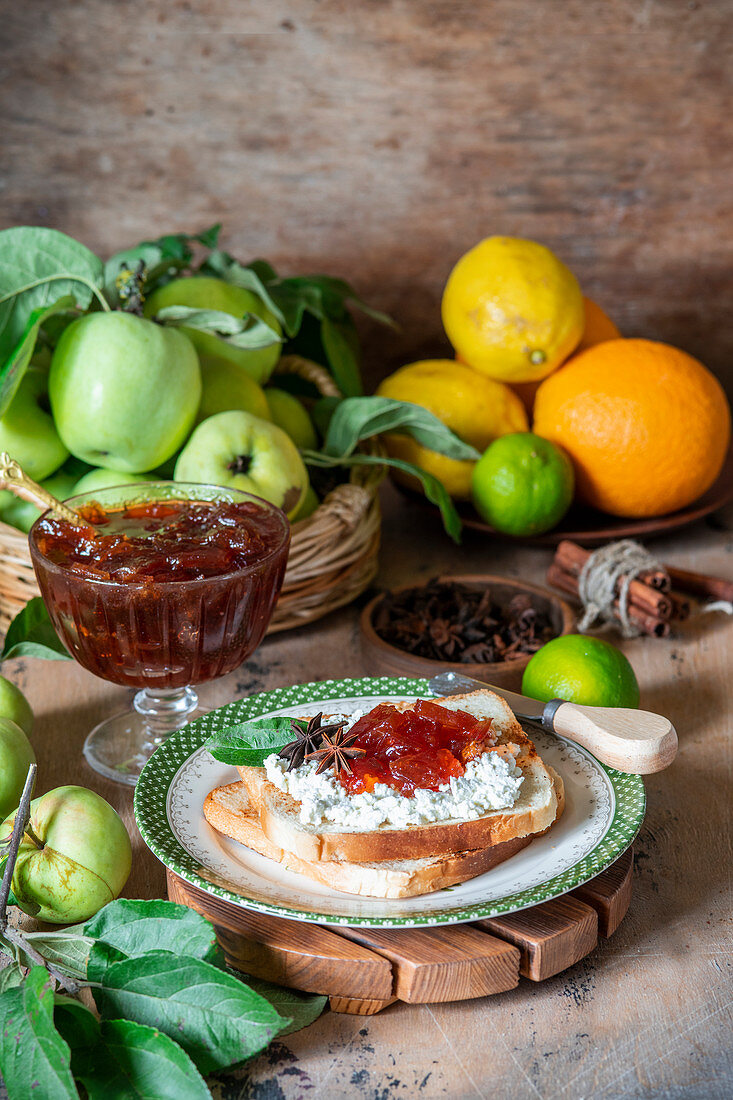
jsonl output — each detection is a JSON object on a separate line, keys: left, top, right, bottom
{"left": 360, "top": 574, "right": 575, "bottom": 690}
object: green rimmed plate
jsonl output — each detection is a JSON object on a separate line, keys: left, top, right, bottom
{"left": 134, "top": 675, "right": 645, "bottom": 928}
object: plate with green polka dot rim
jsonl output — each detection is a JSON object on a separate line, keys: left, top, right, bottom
{"left": 134, "top": 676, "right": 645, "bottom": 928}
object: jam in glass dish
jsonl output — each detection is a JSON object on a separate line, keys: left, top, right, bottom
{"left": 29, "top": 482, "right": 290, "bottom": 785}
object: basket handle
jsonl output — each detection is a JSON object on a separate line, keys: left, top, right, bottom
{"left": 317, "top": 483, "right": 373, "bottom": 531}
{"left": 275, "top": 355, "right": 343, "bottom": 399}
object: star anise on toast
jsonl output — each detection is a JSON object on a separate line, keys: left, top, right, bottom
{"left": 278, "top": 712, "right": 347, "bottom": 772}
{"left": 305, "top": 726, "right": 366, "bottom": 777}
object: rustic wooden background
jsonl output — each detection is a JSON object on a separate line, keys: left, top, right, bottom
{"left": 2, "top": 0, "right": 732, "bottom": 393}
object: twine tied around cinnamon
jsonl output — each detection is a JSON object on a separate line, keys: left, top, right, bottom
{"left": 577, "top": 539, "right": 664, "bottom": 637}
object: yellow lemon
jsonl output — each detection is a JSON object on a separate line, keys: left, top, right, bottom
{"left": 376, "top": 359, "right": 528, "bottom": 499}
{"left": 441, "top": 237, "right": 584, "bottom": 383}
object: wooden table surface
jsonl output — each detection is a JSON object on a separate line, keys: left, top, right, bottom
{"left": 6, "top": 485, "right": 733, "bottom": 1099}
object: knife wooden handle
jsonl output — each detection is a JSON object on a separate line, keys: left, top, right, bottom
{"left": 548, "top": 702, "right": 677, "bottom": 774}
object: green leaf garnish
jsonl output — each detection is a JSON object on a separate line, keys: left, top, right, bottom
{"left": 203, "top": 716, "right": 296, "bottom": 767}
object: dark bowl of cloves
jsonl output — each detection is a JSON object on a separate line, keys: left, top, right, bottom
{"left": 360, "top": 574, "right": 576, "bottom": 690}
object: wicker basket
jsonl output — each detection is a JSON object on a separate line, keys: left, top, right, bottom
{"left": 0, "top": 356, "right": 382, "bottom": 636}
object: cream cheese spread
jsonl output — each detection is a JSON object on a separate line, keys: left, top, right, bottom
{"left": 263, "top": 745, "right": 523, "bottom": 830}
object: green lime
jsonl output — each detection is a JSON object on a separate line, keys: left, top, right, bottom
{"left": 521, "top": 634, "right": 640, "bottom": 708}
{"left": 471, "top": 432, "right": 574, "bottom": 536}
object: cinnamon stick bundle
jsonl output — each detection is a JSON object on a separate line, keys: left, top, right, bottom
{"left": 548, "top": 539, "right": 732, "bottom": 638}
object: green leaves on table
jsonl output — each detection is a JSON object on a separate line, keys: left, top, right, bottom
{"left": 84, "top": 898, "right": 223, "bottom": 969}
{"left": 152, "top": 305, "right": 282, "bottom": 350}
{"left": 93, "top": 951, "right": 284, "bottom": 1074}
{"left": 1, "top": 597, "right": 72, "bottom": 662}
{"left": 0, "top": 966, "right": 78, "bottom": 1100}
{"left": 204, "top": 715, "right": 296, "bottom": 766}
{"left": 56, "top": 1008, "right": 210, "bottom": 1100}
{"left": 0, "top": 897, "right": 321, "bottom": 1099}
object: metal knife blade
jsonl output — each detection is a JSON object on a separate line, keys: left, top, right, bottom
{"left": 428, "top": 671, "right": 547, "bottom": 722}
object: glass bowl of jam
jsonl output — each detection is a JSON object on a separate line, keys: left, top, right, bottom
{"left": 29, "top": 482, "right": 290, "bottom": 785}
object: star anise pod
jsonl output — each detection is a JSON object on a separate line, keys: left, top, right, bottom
{"left": 278, "top": 713, "right": 347, "bottom": 772}
{"left": 305, "top": 726, "right": 366, "bottom": 776}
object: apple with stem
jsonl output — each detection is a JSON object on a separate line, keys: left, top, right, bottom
{"left": 0, "top": 785, "right": 132, "bottom": 923}
{"left": 144, "top": 276, "right": 282, "bottom": 385}
{"left": 49, "top": 312, "right": 201, "bottom": 472}
{"left": 174, "top": 410, "right": 308, "bottom": 519}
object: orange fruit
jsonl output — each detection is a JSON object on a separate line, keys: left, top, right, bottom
{"left": 533, "top": 339, "right": 731, "bottom": 517}
{"left": 575, "top": 297, "right": 621, "bottom": 354}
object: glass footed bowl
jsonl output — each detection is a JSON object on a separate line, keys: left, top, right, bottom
{"left": 29, "top": 482, "right": 290, "bottom": 785}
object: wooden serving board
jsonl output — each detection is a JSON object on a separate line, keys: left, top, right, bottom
{"left": 166, "top": 847, "right": 633, "bottom": 1015}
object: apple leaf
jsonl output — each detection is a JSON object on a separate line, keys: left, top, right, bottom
{"left": 92, "top": 950, "right": 287, "bottom": 1075}
{"left": 152, "top": 305, "right": 282, "bottom": 350}
{"left": 83, "top": 899, "right": 223, "bottom": 976}
{"left": 243, "top": 977, "right": 327, "bottom": 1036}
{"left": 11, "top": 928, "right": 93, "bottom": 983}
{"left": 0, "top": 965, "right": 79, "bottom": 1100}
{"left": 198, "top": 250, "right": 285, "bottom": 326}
{"left": 0, "top": 227, "right": 103, "bottom": 369}
{"left": 321, "top": 396, "right": 481, "bottom": 461}
{"left": 0, "top": 294, "right": 76, "bottom": 417}
{"left": 0, "top": 958, "right": 25, "bottom": 992}
{"left": 320, "top": 317, "right": 363, "bottom": 397}
{"left": 203, "top": 716, "right": 297, "bottom": 767}
{"left": 55, "top": 1005, "right": 212, "bottom": 1100}
{"left": 1, "top": 597, "right": 72, "bottom": 662}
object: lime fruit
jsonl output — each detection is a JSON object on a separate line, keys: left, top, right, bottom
{"left": 471, "top": 432, "right": 574, "bottom": 535}
{"left": 522, "top": 635, "right": 640, "bottom": 708}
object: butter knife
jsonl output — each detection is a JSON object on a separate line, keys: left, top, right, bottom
{"left": 429, "top": 671, "right": 677, "bottom": 774}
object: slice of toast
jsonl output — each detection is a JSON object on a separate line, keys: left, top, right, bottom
{"left": 237, "top": 690, "right": 560, "bottom": 864}
{"left": 204, "top": 772, "right": 564, "bottom": 899}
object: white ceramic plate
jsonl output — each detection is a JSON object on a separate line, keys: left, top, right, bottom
{"left": 134, "top": 676, "right": 645, "bottom": 928}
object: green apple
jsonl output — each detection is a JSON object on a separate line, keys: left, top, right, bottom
{"left": 0, "top": 718, "right": 35, "bottom": 821}
{"left": 49, "top": 312, "right": 201, "bottom": 473}
{"left": 265, "top": 388, "right": 318, "bottom": 450}
{"left": 174, "top": 410, "right": 308, "bottom": 519}
{"left": 292, "top": 485, "right": 320, "bottom": 521}
{"left": 0, "top": 468, "right": 79, "bottom": 534}
{"left": 196, "top": 356, "right": 271, "bottom": 425}
{"left": 0, "top": 674, "right": 33, "bottom": 735}
{"left": 0, "top": 785, "right": 132, "bottom": 924}
{"left": 0, "top": 366, "right": 68, "bottom": 480}
{"left": 144, "top": 276, "right": 282, "bottom": 385}
{"left": 73, "top": 467, "right": 153, "bottom": 494}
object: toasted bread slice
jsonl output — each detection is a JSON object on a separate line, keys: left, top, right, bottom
{"left": 237, "top": 690, "right": 560, "bottom": 864}
{"left": 203, "top": 777, "right": 563, "bottom": 899}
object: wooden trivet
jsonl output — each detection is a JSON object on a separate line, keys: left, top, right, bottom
{"left": 166, "top": 847, "right": 633, "bottom": 1015}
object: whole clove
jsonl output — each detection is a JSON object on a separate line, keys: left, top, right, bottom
{"left": 373, "top": 580, "right": 555, "bottom": 663}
